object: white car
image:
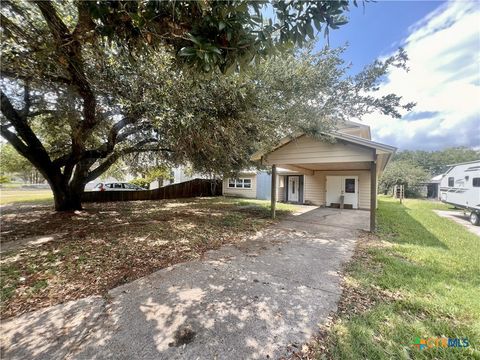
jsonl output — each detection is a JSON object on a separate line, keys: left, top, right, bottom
{"left": 93, "top": 182, "right": 145, "bottom": 191}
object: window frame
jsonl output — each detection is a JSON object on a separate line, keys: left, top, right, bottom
{"left": 345, "top": 178, "right": 356, "bottom": 193}
{"left": 227, "top": 178, "right": 252, "bottom": 189}
{"left": 448, "top": 177, "right": 454, "bottom": 187}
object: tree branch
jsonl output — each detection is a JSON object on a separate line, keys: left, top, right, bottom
{"left": 21, "top": 81, "right": 31, "bottom": 118}
{"left": 35, "top": 1, "right": 97, "bottom": 155}
{"left": 0, "top": 90, "right": 52, "bottom": 167}
{"left": 85, "top": 140, "right": 172, "bottom": 182}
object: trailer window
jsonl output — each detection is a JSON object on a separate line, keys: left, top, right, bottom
{"left": 448, "top": 177, "right": 454, "bottom": 187}
{"left": 473, "top": 178, "right": 480, "bottom": 187}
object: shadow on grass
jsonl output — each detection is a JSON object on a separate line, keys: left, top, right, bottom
{"left": 377, "top": 200, "right": 448, "bottom": 250}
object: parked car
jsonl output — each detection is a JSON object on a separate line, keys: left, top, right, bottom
{"left": 93, "top": 182, "right": 146, "bottom": 191}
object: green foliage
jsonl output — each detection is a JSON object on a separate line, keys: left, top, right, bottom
{"left": 0, "top": 175, "right": 10, "bottom": 184}
{"left": 129, "top": 178, "right": 150, "bottom": 189}
{"left": 129, "top": 165, "right": 173, "bottom": 189}
{"left": 99, "top": 160, "right": 127, "bottom": 181}
{"left": 78, "top": 1, "right": 355, "bottom": 73}
{"left": 0, "top": 144, "right": 43, "bottom": 183}
{"left": 379, "top": 160, "right": 430, "bottom": 197}
{"left": 393, "top": 147, "right": 480, "bottom": 175}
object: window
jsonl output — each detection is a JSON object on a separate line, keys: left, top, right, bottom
{"left": 113, "top": 183, "right": 122, "bottom": 189}
{"left": 345, "top": 178, "right": 355, "bottom": 193}
{"left": 448, "top": 177, "right": 454, "bottom": 187}
{"left": 473, "top": 178, "right": 480, "bottom": 187}
{"left": 228, "top": 178, "right": 251, "bottom": 189}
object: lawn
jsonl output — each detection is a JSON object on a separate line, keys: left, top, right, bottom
{"left": 0, "top": 189, "right": 53, "bottom": 205}
{"left": 310, "top": 197, "right": 480, "bottom": 359}
{"left": 0, "top": 196, "right": 295, "bottom": 319}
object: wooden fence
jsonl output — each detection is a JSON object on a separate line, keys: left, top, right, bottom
{"left": 81, "top": 178, "right": 222, "bottom": 203}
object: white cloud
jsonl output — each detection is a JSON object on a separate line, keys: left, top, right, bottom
{"left": 360, "top": 1, "right": 480, "bottom": 150}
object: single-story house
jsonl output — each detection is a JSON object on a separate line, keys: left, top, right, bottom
{"left": 222, "top": 121, "right": 396, "bottom": 230}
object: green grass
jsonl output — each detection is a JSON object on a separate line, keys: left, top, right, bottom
{"left": 0, "top": 189, "right": 53, "bottom": 205}
{"left": 320, "top": 197, "right": 480, "bottom": 359}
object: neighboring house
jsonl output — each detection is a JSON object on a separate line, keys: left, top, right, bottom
{"left": 223, "top": 121, "right": 395, "bottom": 229}
{"left": 426, "top": 174, "right": 444, "bottom": 200}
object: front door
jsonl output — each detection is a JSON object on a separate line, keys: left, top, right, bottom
{"left": 287, "top": 176, "right": 300, "bottom": 202}
{"left": 326, "top": 176, "right": 359, "bottom": 209}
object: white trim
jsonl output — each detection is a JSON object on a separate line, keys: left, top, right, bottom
{"left": 228, "top": 178, "right": 252, "bottom": 189}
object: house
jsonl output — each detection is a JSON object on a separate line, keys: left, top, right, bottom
{"left": 426, "top": 174, "right": 444, "bottom": 200}
{"left": 222, "top": 121, "right": 396, "bottom": 230}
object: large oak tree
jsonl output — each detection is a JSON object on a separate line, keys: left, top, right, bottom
{"left": 1, "top": 1, "right": 413, "bottom": 211}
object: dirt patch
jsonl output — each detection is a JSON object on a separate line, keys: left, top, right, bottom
{"left": 0, "top": 198, "right": 279, "bottom": 319}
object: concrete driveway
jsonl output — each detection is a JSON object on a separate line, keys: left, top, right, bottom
{"left": 1, "top": 207, "right": 368, "bottom": 360}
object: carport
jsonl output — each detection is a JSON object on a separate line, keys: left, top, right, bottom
{"left": 252, "top": 132, "right": 396, "bottom": 231}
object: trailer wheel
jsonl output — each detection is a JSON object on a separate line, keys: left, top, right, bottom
{"left": 470, "top": 211, "right": 480, "bottom": 226}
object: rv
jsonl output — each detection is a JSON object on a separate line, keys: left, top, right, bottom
{"left": 440, "top": 160, "right": 480, "bottom": 225}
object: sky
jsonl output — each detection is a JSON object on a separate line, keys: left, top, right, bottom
{"left": 321, "top": 0, "right": 480, "bottom": 151}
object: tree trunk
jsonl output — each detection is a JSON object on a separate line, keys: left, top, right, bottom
{"left": 50, "top": 180, "right": 85, "bottom": 211}
{"left": 53, "top": 190, "right": 82, "bottom": 211}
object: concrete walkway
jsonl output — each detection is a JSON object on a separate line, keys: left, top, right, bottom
{"left": 1, "top": 208, "right": 368, "bottom": 360}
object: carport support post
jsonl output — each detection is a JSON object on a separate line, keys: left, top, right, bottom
{"left": 370, "top": 158, "right": 377, "bottom": 232}
{"left": 271, "top": 164, "right": 277, "bottom": 219}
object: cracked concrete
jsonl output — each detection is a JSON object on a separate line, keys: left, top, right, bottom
{"left": 1, "top": 207, "right": 368, "bottom": 360}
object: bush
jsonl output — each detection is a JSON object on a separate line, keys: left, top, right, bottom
{"left": 130, "top": 178, "right": 150, "bottom": 189}
{"left": 0, "top": 175, "right": 11, "bottom": 184}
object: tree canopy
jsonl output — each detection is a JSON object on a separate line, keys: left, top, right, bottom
{"left": 379, "top": 160, "right": 430, "bottom": 198}
{"left": 393, "top": 147, "right": 480, "bottom": 176}
{"left": 1, "top": 1, "right": 413, "bottom": 210}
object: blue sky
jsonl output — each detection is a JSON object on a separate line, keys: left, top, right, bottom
{"left": 317, "top": 0, "right": 480, "bottom": 151}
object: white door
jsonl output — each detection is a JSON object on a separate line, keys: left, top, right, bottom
{"left": 326, "top": 176, "right": 342, "bottom": 206}
{"left": 326, "top": 176, "right": 359, "bottom": 209}
{"left": 288, "top": 176, "right": 299, "bottom": 202}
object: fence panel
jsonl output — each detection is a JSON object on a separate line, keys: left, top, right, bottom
{"left": 81, "top": 179, "right": 222, "bottom": 203}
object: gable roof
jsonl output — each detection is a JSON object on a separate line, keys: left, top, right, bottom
{"left": 251, "top": 132, "right": 396, "bottom": 162}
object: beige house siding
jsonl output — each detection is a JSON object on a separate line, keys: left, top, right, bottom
{"left": 304, "top": 173, "right": 325, "bottom": 206}
{"left": 302, "top": 170, "right": 372, "bottom": 209}
{"left": 264, "top": 135, "right": 373, "bottom": 165}
{"left": 277, "top": 175, "right": 285, "bottom": 202}
{"left": 223, "top": 175, "right": 256, "bottom": 198}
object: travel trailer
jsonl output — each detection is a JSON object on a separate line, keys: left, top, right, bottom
{"left": 440, "top": 160, "right": 480, "bottom": 225}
